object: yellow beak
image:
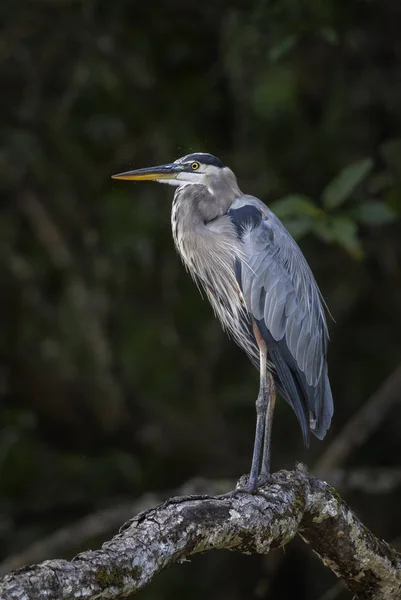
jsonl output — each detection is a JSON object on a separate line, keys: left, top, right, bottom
{"left": 112, "top": 163, "right": 178, "bottom": 181}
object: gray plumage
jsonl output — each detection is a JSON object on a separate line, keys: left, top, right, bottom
{"left": 113, "top": 152, "right": 333, "bottom": 489}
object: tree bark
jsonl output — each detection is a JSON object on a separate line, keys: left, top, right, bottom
{"left": 1, "top": 469, "right": 400, "bottom": 600}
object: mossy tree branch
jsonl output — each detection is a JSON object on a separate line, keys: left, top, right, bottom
{"left": 1, "top": 469, "right": 400, "bottom": 600}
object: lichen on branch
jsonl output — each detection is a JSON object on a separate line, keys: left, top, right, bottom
{"left": 1, "top": 469, "right": 400, "bottom": 600}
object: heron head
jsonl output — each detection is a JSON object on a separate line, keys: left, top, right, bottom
{"left": 112, "top": 153, "right": 226, "bottom": 188}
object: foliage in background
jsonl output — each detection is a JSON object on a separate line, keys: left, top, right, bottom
{"left": 272, "top": 154, "right": 398, "bottom": 258}
{"left": 1, "top": 0, "right": 401, "bottom": 598}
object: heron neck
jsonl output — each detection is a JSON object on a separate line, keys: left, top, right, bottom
{"left": 171, "top": 184, "right": 241, "bottom": 280}
{"left": 207, "top": 167, "right": 241, "bottom": 202}
{"left": 172, "top": 184, "right": 235, "bottom": 232}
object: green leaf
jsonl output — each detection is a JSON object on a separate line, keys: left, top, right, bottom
{"left": 353, "top": 201, "right": 397, "bottom": 226}
{"left": 283, "top": 219, "right": 314, "bottom": 240}
{"left": 312, "top": 218, "right": 334, "bottom": 243}
{"left": 331, "top": 217, "right": 363, "bottom": 259}
{"left": 270, "top": 194, "right": 322, "bottom": 219}
{"left": 322, "top": 158, "right": 374, "bottom": 210}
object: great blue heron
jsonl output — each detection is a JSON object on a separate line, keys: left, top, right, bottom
{"left": 112, "top": 153, "right": 333, "bottom": 491}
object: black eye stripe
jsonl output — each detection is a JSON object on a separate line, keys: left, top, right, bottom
{"left": 180, "top": 153, "right": 225, "bottom": 168}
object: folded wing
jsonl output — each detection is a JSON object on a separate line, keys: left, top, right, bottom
{"left": 228, "top": 195, "right": 333, "bottom": 444}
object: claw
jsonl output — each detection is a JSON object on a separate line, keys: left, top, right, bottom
{"left": 214, "top": 473, "right": 274, "bottom": 500}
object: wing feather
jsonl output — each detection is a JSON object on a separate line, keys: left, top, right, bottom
{"left": 228, "top": 196, "right": 333, "bottom": 442}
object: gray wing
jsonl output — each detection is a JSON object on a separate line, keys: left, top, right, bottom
{"left": 229, "top": 195, "right": 333, "bottom": 444}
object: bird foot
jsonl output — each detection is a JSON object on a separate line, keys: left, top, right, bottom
{"left": 215, "top": 473, "right": 274, "bottom": 500}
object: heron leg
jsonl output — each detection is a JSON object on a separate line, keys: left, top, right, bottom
{"left": 247, "top": 326, "right": 268, "bottom": 491}
{"left": 216, "top": 344, "right": 269, "bottom": 497}
{"left": 259, "top": 370, "right": 276, "bottom": 484}
{"left": 247, "top": 358, "right": 267, "bottom": 491}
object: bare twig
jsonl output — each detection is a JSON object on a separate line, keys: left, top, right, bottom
{"left": 318, "top": 528, "right": 401, "bottom": 600}
{"left": 2, "top": 466, "right": 401, "bottom": 577}
{"left": 2, "top": 368, "right": 401, "bottom": 588}
{"left": 1, "top": 469, "right": 400, "bottom": 600}
{"left": 0, "top": 478, "right": 231, "bottom": 577}
{"left": 0, "top": 501, "right": 151, "bottom": 579}
{"left": 315, "top": 364, "right": 401, "bottom": 476}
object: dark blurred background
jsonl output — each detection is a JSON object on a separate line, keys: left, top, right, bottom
{"left": 1, "top": 0, "right": 401, "bottom": 598}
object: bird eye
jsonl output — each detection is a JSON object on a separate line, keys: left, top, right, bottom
{"left": 191, "top": 162, "right": 200, "bottom": 170}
